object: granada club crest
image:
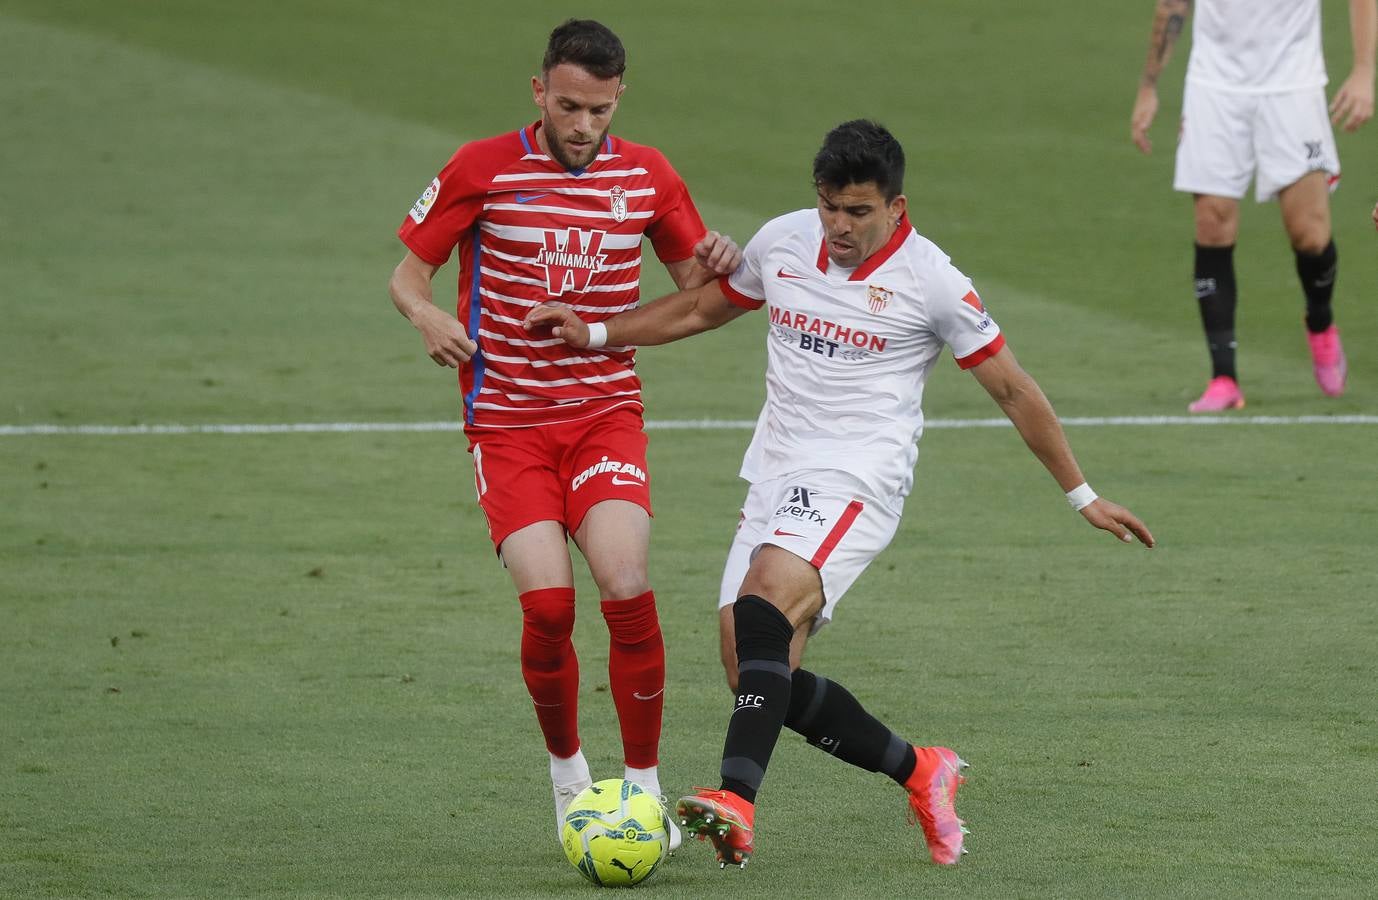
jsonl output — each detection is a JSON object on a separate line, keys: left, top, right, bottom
{"left": 609, "top": 185, "right": 628, "bottom": 223}
{"left": 866, "top": 284, "right": 893, "bottom": 314}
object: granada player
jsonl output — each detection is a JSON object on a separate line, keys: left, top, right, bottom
{"left": 527, "top": 120, "right": 1154, "bottom": 868}
{"left": 387, "top": 19, "right": 740, "bottom": 847}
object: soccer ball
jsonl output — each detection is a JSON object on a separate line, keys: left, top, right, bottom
{"left": 561, "top": 779, "right": 669, "bottom": 887}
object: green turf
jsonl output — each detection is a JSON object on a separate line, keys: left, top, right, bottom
{"left": 3, "top": 3, "right": 1378, "bottom": 897}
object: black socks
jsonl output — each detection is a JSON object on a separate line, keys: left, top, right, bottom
{"left": 785, "top": 668, "right": 917, "bottom": 785}
{"left": 1296, "top": 240, "right": 1337, "bottom": 334}
{"left": 719, "top": 595, "right": 794, "bottom": 804}
{"left": 1195, "top": 243, "right": 1238, "bottom": 380}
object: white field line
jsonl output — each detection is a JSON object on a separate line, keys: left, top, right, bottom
{"left": 2, "top": 415, "right": 1377, "bottom": 437}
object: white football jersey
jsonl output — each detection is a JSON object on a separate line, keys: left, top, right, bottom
{"left": 723, "top": 209, "right": 1004, "bottom": 507}
{"left": 1187, "top": 0, "right": 1327, "bottom": 92}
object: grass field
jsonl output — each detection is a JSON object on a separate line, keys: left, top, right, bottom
{"left": 3, "top": 2, "right": 1378, "bottom": 897}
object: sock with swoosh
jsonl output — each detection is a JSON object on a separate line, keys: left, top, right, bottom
{"left": 601, "top": 591, "right": 664, "bottom": 769}
{"left": 1296, "top": 240, "right": 1337, "bottom": 333}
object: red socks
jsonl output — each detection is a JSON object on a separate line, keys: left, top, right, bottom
{"left": 518, "top": 587, "right": 665, "bottom": 769}
{"left": 519, "top": 587, "right": 580, "bottom": 758}
{"left": 600, "top": 590, "right": 665, "bottom": 769}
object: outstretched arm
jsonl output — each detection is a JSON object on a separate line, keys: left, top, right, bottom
{"left": 970, "top": 347, "right": 1155, "bottom": 547}
{"left": 1331, "top": 0, "right": 1376, "bottom": 131}
{"left": 524, "top": 277, "right": 749, "bottom": 349}
{"left": 1132, "top": 0, "right": 1193, "bottom": 154}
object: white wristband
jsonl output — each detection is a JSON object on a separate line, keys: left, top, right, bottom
{"left": 586, "top": 321, "right": 608, "bottom": 349}
{"left": 1065, "top": 483, "right": 1098, "bottom": 511}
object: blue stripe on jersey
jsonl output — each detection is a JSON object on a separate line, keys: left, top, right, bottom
{"left": 462, "top": 225, "right": 485, "bottom": 425}
{"left": 519, "top": 126, "right": 534, "bottom": 155}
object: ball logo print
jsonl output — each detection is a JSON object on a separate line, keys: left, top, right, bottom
{"left": 561, "top": 779, "right": 669, "bottom": 886}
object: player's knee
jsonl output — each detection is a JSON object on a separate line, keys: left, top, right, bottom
{"left": 1193, "top": 195, "right": 1238, "bottom": 243}
{"left": 1288, "top": 221, "right": 1331, "bottom": 256}
{"left": 732, "top": 594, "right": 794, "bottom": 663}
{"left": 519, "top": 588, "right": 576, "bottom": 643}
{"left": 592, "top": 569, "right": 651, "bottom": 603}
{"left": 600, "top": 592, "right": 659, "bottom": 645}
{"left": 1194, "top": 210, "right": 1237, "bottom": 246}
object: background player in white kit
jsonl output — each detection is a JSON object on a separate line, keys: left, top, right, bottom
{"left": 1130, "top": 0, "right": 1375, "bottom": 411}
{"left": 526, "top": 120, "right": 1155, "bottom": 869}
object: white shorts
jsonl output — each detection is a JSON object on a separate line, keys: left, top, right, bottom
{"left": 1174, "top": 82, "right": 1340, "bottom": 202}
{"left": 716, "top": 470, "right": 902, "bottom": 631}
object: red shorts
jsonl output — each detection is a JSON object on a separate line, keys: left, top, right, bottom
{"left": 468, "top": 405, "right": 652, "bottom": 551}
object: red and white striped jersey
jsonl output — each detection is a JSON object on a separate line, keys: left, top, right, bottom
{"left": 399, "top": 121, "right": 707, "bottom": 429}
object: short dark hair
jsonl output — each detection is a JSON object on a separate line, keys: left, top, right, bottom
{"left": 812, "top": 120, "right": 906, "bottom": 201}
{"left": 542, "top": 19, "right": 626, "bottom": 80}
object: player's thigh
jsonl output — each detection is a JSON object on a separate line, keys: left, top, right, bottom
{"left": 562, "top": 408, "right": 652, "bottom": 543}
{"left": 1174, "top": 82, "right": 1255, "bottom": 202}
{"left": 500, "top": 520, "right": 576, "bottom": 594}
{"left": 738, "top": 544, "right": 826, "bottom": 627}
{"left": 571, "top": 499, "right": 651, "bottom": 600}
{"left": 1255, "top": 88, "right": 1338, "bottom": 205}
{"left": 741, "top": 471, "right": 901, "bottom": 632}
{"left": 471, "top": 430, "right": 569, "bottom": 567}
{"left": 717, "top": 477, "right": 818, "bottom": 621}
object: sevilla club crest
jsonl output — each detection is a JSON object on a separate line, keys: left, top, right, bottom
{"left": 866, "top": 284, "right": 893, "bottom": 314}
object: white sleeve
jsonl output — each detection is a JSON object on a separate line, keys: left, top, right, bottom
{"left": 926, "top": 262, "right": 1005, "bottom": 369}
{"left": 722, "top": 212, "right": 804, "bottom": 310}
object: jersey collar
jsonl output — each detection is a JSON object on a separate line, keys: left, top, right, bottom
{"left": 521, "top": 121, "right": 616, "bottom": 174}
{"left": 815, "top": 211, "right": 913, "bottom": 281}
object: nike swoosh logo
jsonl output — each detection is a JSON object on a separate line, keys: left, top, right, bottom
{"left": 776, "top": 268, "right": 807, "bottom": 280}
{"left": 515, "top": 192, "right": 550, "bottom": 203}
{"left": 772, "top": 528, "right": 804, "bottom": 537}
{"left": 611, "top": 475, "right": 644, "bottom": 486}
{"left": 632, "top": 688, "right": 664, "bottom": 700}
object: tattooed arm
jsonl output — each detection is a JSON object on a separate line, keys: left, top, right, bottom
{"left": 1131, "top": 0, "right": 1193, "bottom": 154}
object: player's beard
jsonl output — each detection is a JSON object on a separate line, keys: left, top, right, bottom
{"left": 544, "top": 122, "right": 605, "bottom": 170}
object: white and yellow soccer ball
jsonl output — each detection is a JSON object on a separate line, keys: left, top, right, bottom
{"left": 561, "top": 779, "right": 669, "bottom": 887}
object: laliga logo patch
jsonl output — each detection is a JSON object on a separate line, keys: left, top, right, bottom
{"left": 409, "top": 177, "right": 440, "bottom": 224}
{"left": 609, "top": 185, "right": 628, "bottom": 223}
{"left": 866, "top": 284, "right": 893, "bottom": 314}
{"left": 962, "top": 290, "right": 992, "bottom": 331}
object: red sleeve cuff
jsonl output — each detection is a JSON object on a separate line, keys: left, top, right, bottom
{"left": 398, "top": 229, "right": 451, "bottom": 267}
{"left": 954, "top": 333, "right": 1006, "bottom": 369}
{"left": 719, "top": 274, "right": 765, "bottom": 310}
